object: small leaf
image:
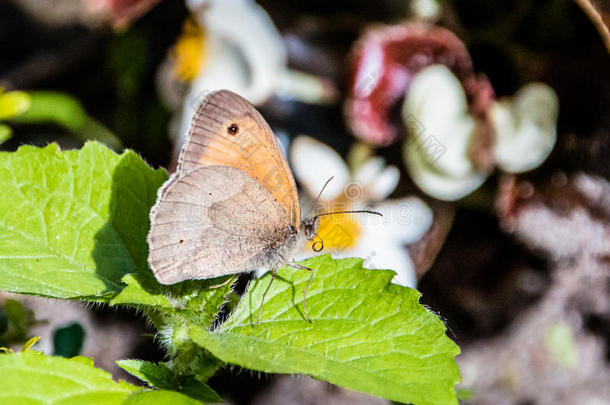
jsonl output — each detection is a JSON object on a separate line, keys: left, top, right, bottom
{"left": 545, "top": 322, "right": 578, "bottom": 368}
{"left": 4, "top": 299, "right": 25, "bottom": 327}
{"left": 190, "top": 255, "right": 461, "bottom": 405}
{"left": 21, "top": 336, "right": 40, "bottom": 351}
{"left": 456, "top": 387, "right": 473, "bottom": 400}
{"left": 111, "top": 274, "right": 172, "bottom": 308}
{"left": 0, "top": 124, "right": 11, "bottom": 144}
{"left": 118, "top": 359, "right": 223, "bottom": 403}
{"left": 122, "top": 390, "right": 204, "bottom": 405}
{"left": 0, "top": 299, "right": 36, "bottom": 344}
{"left": 11, "top": 91, "right": 122, "bottom": 150}
{"left": 0, "top": 142, "right": 167, "bottom": 300}
{"left": 0, "top": 90, "right": 30, "bottom": 120}
{"left": 0, "top": 351, "right": 137, "bottom": 403}
{"left": 112, "top": 273, "right": 234, "bottom": 326}
{"left": 53, "top": 322, "right": 85, "bottom": 357}
{"left": 118, "top": 359, "right": 173, "bottom": 387}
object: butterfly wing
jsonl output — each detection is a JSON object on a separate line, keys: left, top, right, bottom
{"left": 178, "top": 90, "right": 300, "bottom": 225}
{"left": 148, "top": 165, "right": 291, "bottom": 284}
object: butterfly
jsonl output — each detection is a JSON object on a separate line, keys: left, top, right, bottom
{"left": 147, "top": 90, "right": 379, "bottom": 323}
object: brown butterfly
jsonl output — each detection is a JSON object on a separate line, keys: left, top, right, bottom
{"left": 147, "top": 90, "right": 379, "bottom": 322}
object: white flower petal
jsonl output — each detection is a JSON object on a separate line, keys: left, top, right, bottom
{"left": 193, "top": 0, "right": 286, "bottom": 104}
{"left": 367, "top": 165, "right": 400, "bottom": 201}
{"left": 175, "top": 0, "right": 287, "bottom": 151}
{"left": 353, "top": 157, "right": 399, "bottom": 201}
{"left": 353, "top": 157, "right": 385, "bottom": 185}
{"left": 410, "top": 0, "right": 441, "bottom": 21}
{"left": 290, "top": 136, "right": 350, "bottom": 200}
{"left": 492, "top": 83, "right": 558, "bottom": 173}
{"left": 362, "top": 197, "right": 433, "bottom": 244}
{"left": 403, "top": 64, "right": 476, "bottom": 178}
{"left": 404, "top": 137, "right": 488, "bottom": 201}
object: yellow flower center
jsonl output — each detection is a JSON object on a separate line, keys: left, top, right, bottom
{"left": 171, "top": 17, "right": 207, "bottom": 82}
{"left": 308, "top": 200, "right": 362, "bottom": 251}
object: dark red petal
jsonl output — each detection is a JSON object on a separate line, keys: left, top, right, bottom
{"left": 345, "top": 23, "right": 478, "bottom": 145}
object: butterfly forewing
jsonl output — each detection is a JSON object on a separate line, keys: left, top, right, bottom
{"left": 178, "top": 90, "right": 300, "bottom": 225}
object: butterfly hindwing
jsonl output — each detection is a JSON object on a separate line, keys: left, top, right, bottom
{"left": 147, "top": 165, "right": 288, "bottom": 284}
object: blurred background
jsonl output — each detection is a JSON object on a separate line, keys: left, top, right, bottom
{"left": 1, "top": 0, "right": 609, "bottom": 404}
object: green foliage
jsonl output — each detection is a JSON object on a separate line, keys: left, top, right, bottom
{"left": 111, "top": 273, "right": 235, "bottom": 326}
{"left": 11, "top": 91, "right": 122, "bottom": 150}
{"left": 123, "top": 390, "right": 203, "bottom": 405}
{"left": 0, "top": 142, "right": 166, "bottom": 300}
{"left": 0, "top": 299, "right": 36, "bottom": 345}
{"left": 106, "top": 30, "right": 150, "bottom": 101}
{"left": 22, "top": 336, "right": 41, "bottom": 351}
{"left": 117, "top": 360, "right": 222, "bottom": 403}
{"left": 190, "top": 255, "right": 461, "bottom": 405}
{"left": 0, "top": 352, "right": 214, "bottom": 404}
{"left": 0, "top": 351, "right": 137, "bottom": 404}
{"left": 0, "top": 89, "right": 30, "bottom": 144}
{"left": 0, "top": 142, "right": 462, "bottom": 404}
{"left": 545, "top": 322, "right": 578, "bottom": 368}
{"left": 53, "top": 322, "right": 86, "bottom": 358}
{"left": 0, "top": 124, "right": 11, "bottom": 144}
{"left": 0, "top": 90, "right": 30, "bottom": 120}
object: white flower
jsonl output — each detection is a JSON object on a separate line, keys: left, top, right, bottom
{"left": 410, "top": 0, "right": 441, "bottom": 21}
{"left": 402, "top": 64, "right": 559, "bottom": 201}
{"left": 158, "top": 0, "right": 336, "bottom": 162}
{"left": 289, "top": 136, "right": 433, "bottom": 288}
{"left": 175, "top": 0, "right": 287, "bottom": 148}
{"left": 403, "top": 65, "right": 487, "bottom": 201}
{"left": 491, "top": 83, "right": 559, "bottom": 173}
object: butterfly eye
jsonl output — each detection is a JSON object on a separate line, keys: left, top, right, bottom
{"left": 227, "top": 123, "right": 239, "bottom": 136}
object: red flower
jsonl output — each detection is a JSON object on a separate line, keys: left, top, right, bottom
{"left": 345, "top": 22, "right": 493, "bottom": 146}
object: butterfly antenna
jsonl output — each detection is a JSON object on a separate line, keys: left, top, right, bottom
{"left": 311, "top": 233, "right": 324, "bottom": 252}
{"left": 313, "top": 210, "right": 383, "bottom": 219}
{"left": 308, "top": 176, "right": 335, "bottom": 217}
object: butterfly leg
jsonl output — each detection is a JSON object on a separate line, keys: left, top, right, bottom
{"left": 288, "top": 262, "right": 314, "bottom": 323}
{"left": 257, "top": 267, "right": 277, "bottom": 325}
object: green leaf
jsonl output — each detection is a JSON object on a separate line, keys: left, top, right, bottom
{"left": 545, "top": 322, "right": 578, "bottom": 368}
{"left": 122, "top": 390, "right": 203, "bottom": 405}
{"left": 0, "top": 351, "right": 137, "bottom": 404}
{"left": 53, "top": 322, "right": 85, "bottom": 357}
{"left": 0, "top": 90, "right": 30, "bottom": 120}
{"left": 22, "top": 336, "right": 40, "bottom": 351}
{"left": 0, "top": 124, "right": 12, "bottom": 144}
{"left": 112, "top": 273, "right": 235, "bottom": 325}
{"left": 0, "top": 142, "right": 167, "bottom": 300}
{"left": 118, "top": 359, "right": 173, "bottom": 387}
{"left": 4, "top": 299, "right": 25, "bottom": 327}
{"left": 11, "top": 91, "right": 122, "bottom": 150}
{"left": 456, "top": 387, "right": 473, "bottom": 400}
{"left": 118, "top": 360, "right": 223, "bottom": 403}
{"left": 190, "top": 255, "right": 461, "bottom": 405}
{"left": 1, "top": 299, "right": 35, "bottom": 343}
